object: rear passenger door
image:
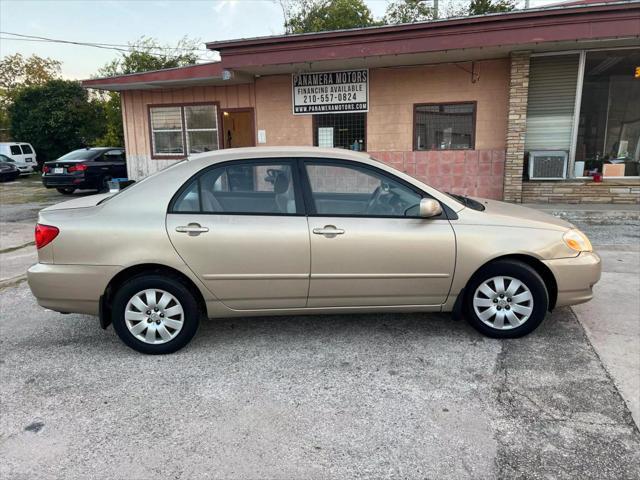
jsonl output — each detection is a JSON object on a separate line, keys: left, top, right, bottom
{"left": 19, "top": 144, "right": 36, "bottom": 167}
{"left": 166, "top": 159, "right": 310, "bottom": 310}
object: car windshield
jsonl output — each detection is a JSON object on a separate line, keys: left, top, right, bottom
{"left": 445, "top": 192, "right": 486, "bottom": 211}
{"left": 0, "top": 154, "right": 14, "bottom": 162}
{"left": 57, "top": 149, "right": 100, "bottom": 161}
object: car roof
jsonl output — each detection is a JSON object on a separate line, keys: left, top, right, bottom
{"left": 188, "top": 146, "right": 375, "bottom": 165}
{"left": 0, "top": 142, "right": 33, "bottom": 146}
{"left": 76, "top": 147, "right": 123, "bottom": 151}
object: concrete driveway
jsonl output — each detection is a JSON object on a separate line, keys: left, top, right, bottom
{"left": 1, "top": 182, "right": 639, "bottom": 479}
{"left": 1, "top": 285, "right": 639, "bottom": 479}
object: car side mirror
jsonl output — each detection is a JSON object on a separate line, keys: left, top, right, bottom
{"left": 419, "top": 198, "right": 443, "bottom": 218}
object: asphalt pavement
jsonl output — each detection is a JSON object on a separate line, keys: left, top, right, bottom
{"left": 1, "top": 178, "right": 639, "bottom": 479}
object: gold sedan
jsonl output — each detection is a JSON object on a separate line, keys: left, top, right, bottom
{"left": 27, "top": 147, "right": 601, "bottom": 354}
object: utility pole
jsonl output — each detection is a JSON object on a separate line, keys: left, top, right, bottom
{"left": 433, "top": 0, "right": 438, "bottom": 19}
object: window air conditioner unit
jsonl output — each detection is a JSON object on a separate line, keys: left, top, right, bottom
{"left": 528, "top": 151, "right": 568, "bottom": 180}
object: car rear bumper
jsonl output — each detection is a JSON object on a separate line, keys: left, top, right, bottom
{"left": 543, "top": 251, "right": 602, "bottom": 307}
{"left": 27, "top": 263, "right": 120, "bottom": 315}
{"left": 42, "top": 174, "right": 95, "bottom": 189}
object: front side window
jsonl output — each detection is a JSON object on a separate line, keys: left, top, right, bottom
{"left": 150, "top": 104, "right": 219, "bottom": 157}
{"left": 414, "top": 103, "right": 475, "bottom": 151}
{"left": 305, "top": 162, "right": 422, "bottom": 217}
{"left": 313, "top": 113, "right": 366, "bottom": 151}
{"left": 172, "top": 161, "right": 299, "bottom": 215}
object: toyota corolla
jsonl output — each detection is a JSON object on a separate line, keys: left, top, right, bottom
{"left": 27, "top": 147, "right": 601, "bottom": 354}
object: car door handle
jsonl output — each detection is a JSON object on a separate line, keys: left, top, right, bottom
{"left": 175, "top": 223, "right": 209, "bottom": 235}
{"left": 313, "top": 226, "right": 345, "bottom": 236}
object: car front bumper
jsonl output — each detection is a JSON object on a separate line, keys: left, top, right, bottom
{"left": 17, "top": 165, "right": 34, "bottom": 174}
{"left": 543, "top": 251, "right": 601, "bottom": 307}
{"left": 27, "top": 263, "right": 120, "bottom": 315}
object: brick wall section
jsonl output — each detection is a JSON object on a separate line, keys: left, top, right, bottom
{"left": 371, "top": 150, "right": 505, "bottom": 200}
{"left": 522, "top": 181, "right": 640, "bottom": 204}
{"left": 503, "top": 51, "right": 531, "bottom": 203}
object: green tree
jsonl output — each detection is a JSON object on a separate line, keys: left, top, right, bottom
{"left": 0, "top": 53, "right": 61, "bottom": 141}
{"left": 384, "top": 0, "right": 434, "bottom": 24}
{"left": 468, "top": 0, "right": 515, "bottom": 15}
{"left": 281, "top": 0, "right": 379, "bottom": 34}
{"left": 92, "top": 36, "right": 201, "bottom": 147}
{"left": 9, "top": 80, "right": 106, "bottom": 162}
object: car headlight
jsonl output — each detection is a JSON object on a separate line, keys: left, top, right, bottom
{"left": 563, "top": 229, "right": 593, "bottom": 253}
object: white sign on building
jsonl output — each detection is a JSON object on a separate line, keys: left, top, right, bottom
{"left": 292, "top": 69, "right": 369, "bottom": 115}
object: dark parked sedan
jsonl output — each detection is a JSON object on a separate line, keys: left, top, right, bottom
{"left": 0, "top": 154, "right": 21, "bottom": 182}
{"left": 42, "top": 147, "right": 127, "bottom": 194}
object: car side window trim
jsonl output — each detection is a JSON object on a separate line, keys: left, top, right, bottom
{"left": 298, "top": 158, "right": 451, "bottom": 220}
{"left": 168, "top": 158, "right": 307, "bottom": 216}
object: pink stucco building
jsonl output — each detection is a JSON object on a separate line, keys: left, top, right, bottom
{"left": 84, "top": 1, "right": 640, "bottom": 204}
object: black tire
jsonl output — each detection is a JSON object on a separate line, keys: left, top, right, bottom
{"left": 111, "top": 274, "right": 200, "bottom": 354}
{"left": 463, "top": 259, "right": 549, "bottom": 338}
{"left": 56, "top": 187, "right": 76, "bottom": 195}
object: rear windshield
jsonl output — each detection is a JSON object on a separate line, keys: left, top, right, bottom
{"left": 0, "top": 154, "right": 14, "bottom": 162}
{"left": 20, "top": 144, "right": 33, "bottom": 154}
{"left": 97, "top": 160, "right": 186, "bottom": 205}
{"left": 10, "top": 146, "right": 21, "bottom": 155}
{"left": 57, "top": 149, "right": 100, "bottom": 161}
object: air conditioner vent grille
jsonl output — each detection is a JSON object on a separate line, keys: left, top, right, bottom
{"left": 529, "top": 151, "right": 568, "bottom": 180}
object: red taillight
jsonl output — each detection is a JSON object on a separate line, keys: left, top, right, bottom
{"left": 35, "top": 224, "right": 59, "bottom": 249}
{"left": 42, "top": 165, "right": 50, "bottom": 173}
{"left": 67, "top": 163, "right": 88, "bottom": 173}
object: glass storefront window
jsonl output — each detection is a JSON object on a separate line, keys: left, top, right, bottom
{"left": 576, "top": 49, "right": 640, "bottom": 177}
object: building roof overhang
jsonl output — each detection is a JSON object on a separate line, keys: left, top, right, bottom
{"left": 82, "top": 1, "right": 640, "bottom": 91}
{"left": 82, "top": 61, "right": 253, "bottom": 91}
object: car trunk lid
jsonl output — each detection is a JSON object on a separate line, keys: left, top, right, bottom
{"left": 42, "top": 193, "right": 114, "bottom": 212}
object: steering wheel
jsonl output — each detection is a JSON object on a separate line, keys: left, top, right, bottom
{"left": 365, "top": 186, "right": 383, "bottom": 214}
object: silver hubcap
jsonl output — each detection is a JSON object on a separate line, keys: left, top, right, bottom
{"left": 124, "top": 289, "right": 184, "bottom": 344}
{"left": 473, "top": 276, "right": 534, "bottom": 330}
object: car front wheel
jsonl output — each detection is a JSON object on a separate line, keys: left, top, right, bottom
{"left": 111, "top": 274, "right": 200, "bottom": 354}
{"left": 463, "top": 259, "right": 549, "bottom": 338}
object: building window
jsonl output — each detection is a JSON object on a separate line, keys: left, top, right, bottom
{"left": 576, "top": 49, "right": 640, "bottom": 177}
{"left": 149, "top": 104, "right": 219, "bottom": 158}
{"left": 414, "top": 103, "right": 475, "bottom": 151}
{"left": 313, "top": 113, "right": 366, "bottom": 151}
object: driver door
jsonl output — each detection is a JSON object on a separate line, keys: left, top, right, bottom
{"left": 303, "top": 160, "right": 456, "bottom": 307}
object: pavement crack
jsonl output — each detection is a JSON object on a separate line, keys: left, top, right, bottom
{"left": 0, "top": 241, "right": 35, "bottom": 254}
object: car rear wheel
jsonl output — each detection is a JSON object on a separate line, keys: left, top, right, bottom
{"left": 112, "top": 274, "right": 200, "bottom": 354}
{"left": 56, "top": 187, "right": 76, "bottom": 195}
{"left": 463, "top": 259, "right": 548, "bottom": 338}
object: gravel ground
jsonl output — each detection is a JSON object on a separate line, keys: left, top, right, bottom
{"left": 0, "top": 283, "right": 638, "bottom": 479}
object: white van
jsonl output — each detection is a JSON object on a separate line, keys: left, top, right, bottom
{"left": 0, "top": 143, "right": 37, "bottom": 174}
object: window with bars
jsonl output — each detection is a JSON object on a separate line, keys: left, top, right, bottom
{"left": 414, "top": 103, "right": 475, "bottom": 151}
{"left": 149, "top": 104, "right": 219, "bottom": 157}
{"left": 313, "top": 113, "right": 366, "bottom": 151}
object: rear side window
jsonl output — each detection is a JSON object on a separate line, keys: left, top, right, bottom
{"left": 10, "top": 146, "right": 21, "bottom": 155}
{"left": 103, "top": 149, "right": 125, "bottom": 161}
{"left": 171, "top": 161, "right": 300, "bottom": 215}
{"left": 20, "top": 145, "right": 33, "bottom": 154}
